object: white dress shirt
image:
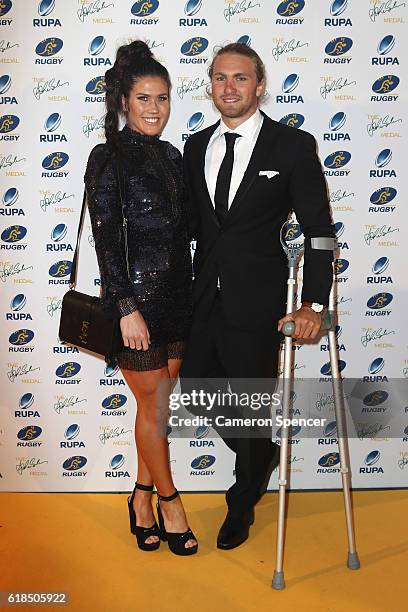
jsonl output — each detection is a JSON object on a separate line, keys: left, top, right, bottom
{"left": 205, "top": 108, "right": 264, "bottom": 208}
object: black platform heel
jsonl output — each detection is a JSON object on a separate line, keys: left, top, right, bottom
{"left": 128, "top": 482, "right": 161, "bottom": 551}
{"left": 156, "top": 489, "right": 198, "bottom": 556}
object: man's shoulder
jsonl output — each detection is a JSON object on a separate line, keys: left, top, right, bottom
{"left": 262, "top": 113, "right": 316, "bottom": 145}
{"left": 184, "top": 120, "right": 219, "bottom": 151}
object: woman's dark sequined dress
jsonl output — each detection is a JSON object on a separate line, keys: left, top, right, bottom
{"left": 84, "top": 125, "right": 192, "bottom": 371}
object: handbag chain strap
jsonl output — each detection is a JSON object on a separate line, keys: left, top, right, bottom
{"left": 69, "top": 154, "right": 128, "bottom": 289}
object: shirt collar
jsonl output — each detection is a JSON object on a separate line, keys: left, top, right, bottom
{"left": 219, "top": 108, "right": 263, "bottom": 141}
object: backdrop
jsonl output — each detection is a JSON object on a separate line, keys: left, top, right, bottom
{"left": 1, "top": 0, "right": 407, "bottom": 492}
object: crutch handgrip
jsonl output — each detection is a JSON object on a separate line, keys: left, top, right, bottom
{"left": 281, "top": 310, "right": 335, "bottom": 337}
{"left": 282, "top": 320, "right": 295, "bottom": 336}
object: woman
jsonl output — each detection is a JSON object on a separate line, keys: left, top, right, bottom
{"left": 84, "top": 40, "right": 197, "bottom": 555}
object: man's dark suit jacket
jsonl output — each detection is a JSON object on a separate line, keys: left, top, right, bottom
{"left": 183, "top": 111, "right": 335, "bottom": 333}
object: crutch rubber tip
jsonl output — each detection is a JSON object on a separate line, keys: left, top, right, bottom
{"left": 282, "top": 320, "right": 295, "bottom": 336}
{"left": 272, "top": 570, "right": 286, "bottom": 590}
{"left": 347, "top": 552, "right": 360, "bottom": 570}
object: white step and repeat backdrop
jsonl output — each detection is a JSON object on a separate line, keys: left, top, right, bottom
{"left": 1, "top": 0, "right": 407, "bottom": 492}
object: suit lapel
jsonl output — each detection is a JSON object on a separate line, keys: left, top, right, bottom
{"left": 226, "top": 114, "right": 281, "bottom": 221}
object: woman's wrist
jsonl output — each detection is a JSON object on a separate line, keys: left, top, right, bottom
{"left": 117, "top": 296, "right": 138, "bottom": 317}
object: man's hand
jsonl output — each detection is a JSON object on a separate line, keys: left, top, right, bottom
{"left": 278, "top": 305, "right": 322, "bottom": 340}
{"left": 120, "top": 310, "right": 151, "bottom": 351}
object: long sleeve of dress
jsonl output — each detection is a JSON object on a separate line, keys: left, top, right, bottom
{"left": 84, "top": 144, "right": 138, "bottom": 317}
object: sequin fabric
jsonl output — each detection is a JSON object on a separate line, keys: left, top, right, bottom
{"left": 84, "top": 125, "right": 193, "bottom": 371}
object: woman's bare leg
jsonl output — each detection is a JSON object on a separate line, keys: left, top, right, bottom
{"left": 121, "top": 362, "right": 196, "bottom": 549}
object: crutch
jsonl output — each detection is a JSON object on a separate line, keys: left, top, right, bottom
{"left": 271, "top": 219, "right": 360, "bottom": 590}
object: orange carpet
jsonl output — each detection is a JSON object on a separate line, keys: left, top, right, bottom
{"left": 1, "top": 490, "right": 406, "bottom": 611}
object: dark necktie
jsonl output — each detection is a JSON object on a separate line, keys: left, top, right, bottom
{"left": 214, "top": 132, "right": 241, "bottom": 224}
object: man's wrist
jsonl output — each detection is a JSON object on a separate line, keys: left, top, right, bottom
{"left": 301, "top": 301, "right": 324, "bottom": 313}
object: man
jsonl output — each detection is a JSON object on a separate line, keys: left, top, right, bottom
{"left": 181, "top": 43, "right": 334, "bottom": 550}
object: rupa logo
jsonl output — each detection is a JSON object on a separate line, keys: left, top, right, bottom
{"left": 180, "top": 0, "right": 207, "bottom": 26}
{"left": 323, "top": 111, "right": 350, "bottom": 142}
{"left": 317, "top": 420, "right": 338, "bottom": 445}
{"left": 53, "top": 337, "right": 78, "bottom": 355}
{"left": 320, "top": 323, "right": 345, "bottom": 352}
{"left": 130, "top": 0, "right": 160, "bottom": 25}
{"left": 334, "top": 221, "right": 349, "bottom": 250}
{"left": 180, "top": 37, "right": 209, "bottom": 64}
{"left": 279, "top": 113, "right": 305, "bottom": 129}
{"left": 46, "top": 223, "right": 72, "bottom": 253}
{"left": 367, "top": 256, "right": 393, "bottom": 286}
{"left": 276, "top": 73, "right": 304, "bottom": 103}
{"left": 100, "top": 362, "right": 126, "bottom": 387}
{"left": 189, "top": 439, "right": 215, "bottom": 448}
{"left": 372, "top": 35, "right": 399, "bottom": 66}
{"left": 105, "top": 454, "right": 130, "bottom": 478}
{"left": 60, "top": 423, "right": 85, "bottom": 449}
{"left": 6, "top": 293, "right": 32, "bottom": 322}
{"left": 15, "top": 393, "right": 40, "bottom": 418}
{"left": 1, "top": 186, "right": 24, "bottom": 217}
{"left": 182, "top": 111, "right": 204, "bottom": 141}
{"left": 0, "top": 74, "right": 17, "bottom": 105}
{"left": 360, "top": 450, "right": 384, "bottom": 474}
{"left": 194, "top": 424, "right": 210, "bottom": 439}
{"left": 325, "top": 0, "right": 352, "bottom": 27}
{"left": 84, "top": 36, "right": 112, "bottom": 67}
{"left": 40, "top": 113, "right": 67, "bottom": 143}
{"left": 366, "top": 292, "right": 393, "bottom": 317}
{"left": 33, "top": 0, "right": 62, "bottom": 27}
{"left": 369, "top": 148, "right": 396, "bottom": 179}
{"left": 237, "top": 35, "right": 251, "bottom": 46}
{"left": 362, "top": 357, "right": 388, "bottom": 383}
{"left": 276, "top": 0, "right": 305, "bottom": 24}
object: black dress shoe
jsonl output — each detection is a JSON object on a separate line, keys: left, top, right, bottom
{"left": 217, "top": 507, "right": 255, "bottom": 550}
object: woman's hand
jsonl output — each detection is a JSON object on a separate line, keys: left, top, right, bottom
{"left": 120, "top": 310, "right": 151, "bottom": 351}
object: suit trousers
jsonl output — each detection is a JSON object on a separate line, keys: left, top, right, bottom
{"left": 181, "top": 290, "right": 281, "bottom": 515}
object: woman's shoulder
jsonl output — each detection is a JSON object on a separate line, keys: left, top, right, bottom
{"left": 84, "top": 142, "right": 116, "bottom": 182}
{"left": 85, "top": 142, "right": 113, "bottom": 170}
{"left": 161, "top": 139, "right": 182, "bottom": 162}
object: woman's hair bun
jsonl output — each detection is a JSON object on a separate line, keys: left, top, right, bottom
{"left": 117, "top": 40, "right": 153, "bottom": 66}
